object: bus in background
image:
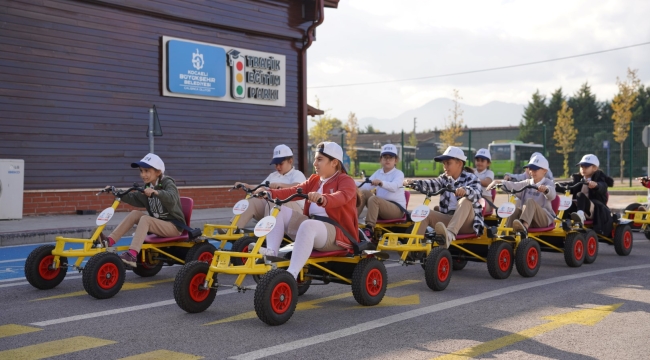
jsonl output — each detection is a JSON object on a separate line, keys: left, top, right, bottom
{"left": 356, "top": 145, "right": 416, "bottom": 177}
{"left": 488, "top": 140, "right": 543, "bottom": 177}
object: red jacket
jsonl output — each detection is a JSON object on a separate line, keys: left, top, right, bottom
{"left": 268, "top": 172, "right": 359, "bottom": 251}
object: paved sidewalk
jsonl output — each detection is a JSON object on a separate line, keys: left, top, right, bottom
{"left": 0, "top": 193, "right": 644, "bottom": 247}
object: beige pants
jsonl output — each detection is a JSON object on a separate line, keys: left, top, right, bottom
{"left": 357, "top": 190, "right": 404, "bottom": 227}
{"left": 418, "top": 197, "right": 475, "bottom": 236}
{"left": 108, "top": 210, "right": 181, "bottom": 252}
{"left": 506, "top": 198, "right": 551, "bottom": 228}
{"left": 234, "top": 197, "right": 302, "bottom": 229}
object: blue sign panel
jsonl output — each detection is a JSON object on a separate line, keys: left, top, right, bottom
{"left": 167, "top": 40, "right": 226, "bottom": 97}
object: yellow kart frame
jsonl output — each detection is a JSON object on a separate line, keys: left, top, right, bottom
{"left": 174, "top": 190, "right": 388, "bottom": 326}
{"left": 24, "top": 185, "right": 214, "bottom": 299}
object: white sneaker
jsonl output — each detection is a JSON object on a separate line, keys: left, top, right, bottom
{"left": 571, "top": 211, "right": 586, "bottom": 227}
{"left": 257, "top": 246, "right": 276, "bottom": 257}
{"left": 434, "top": 222, "right": 454, "bottom": 249}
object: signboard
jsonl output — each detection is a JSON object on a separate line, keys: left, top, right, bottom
{"left": 162, "top": 36, "right": 286, "bottom": 107}
{"left": 602, "top": 140, "right": 609, "bottom": 149}
{"left": 643, "top": 126, "right": 650, "bottom": 147}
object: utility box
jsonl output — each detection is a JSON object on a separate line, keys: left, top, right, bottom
{"left": 0, "top": 159, "right": 25, "bottom": 220}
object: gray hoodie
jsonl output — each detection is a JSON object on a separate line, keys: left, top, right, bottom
{"left": 501, "top": 177, "right": 557, "bottom": 226}
{"left": 121, "top": 176, "right": 186, "bottom": 230}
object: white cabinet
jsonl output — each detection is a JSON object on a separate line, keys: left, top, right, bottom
{"left": 0, "top": 159, "right": 25, "bottom": 220}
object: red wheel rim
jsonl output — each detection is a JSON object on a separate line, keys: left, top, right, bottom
{"left": 623, "top": 231, "right": 632, "bottom": 249}
{"left": 189, "top": 273, "right": 209, "bottom": 302}
{"left": 38, "top": 255, "right": 61, "bottom": 280}
{"left": 526, "top": 246, "right": 538, "bottom": 270}
{"left": 96, "top": 263, "right": 119, "bottom": 290}
{"left": 271, "top": 282, "right": 292, "bottom": 314}
{"left": 498, "top": 248, "right": 511, "bottom": 272}
{"left": 366, "top": 268, "right": 383, "bottom": 296}
{"left": 438, "top": 257, "right": 450, "bottom": 282}
{"left": 241, "top": 245, "right": 250, "bottom": 265}
{"left": 198, "top": 251, "right": 213, "bottom": 263}
{"left": 574, "top": 239, "right": 584, "bottom": 260}
{"left": 587, "top": 236, "right": 597, "bottom": 257}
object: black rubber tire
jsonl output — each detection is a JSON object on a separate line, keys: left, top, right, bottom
{"left": 82, "top": 252, "right": 126, "bottom": 299}
{"left": 282, "top": 252, "right": 311, "bottom": 296}
{"left": 515, "top": 238, "right": 541, "bottom": 278}
{"left": 186, "top": 242, "right": 217, "bottom": 263}
{"left": 254, "top": 269, "right": 298, "bottom": 326}
{"left": 563, "top": 232, "right": 585, "bottom": 267}
{"left": 173, "top": 261, "right": 217, "bottom": 313}
{"left": 644, "top": 227, "right": 650, "bottom": 240}
{"left": 452, "top": 254, "right": 468, "bottom": 271}
{"left": 614, "top": 224, "right": 633, "bottom": 256}
{"left": 583, "top": 230, "right": 599, "bottom": 264}
{"left": 131, "top": 251, "right": 164, "bottom": 277}
{"left": 424, "top": 247, "right": 453, "bottom": 291}
{"left": 231, "top": 236, "right": 259, "bottom": 266}
{"left": 487, "top": 241, "right": 514, "bottom": 279}
{"left": 351, "top": 258, "right": 388, "bottom": 305}
{"left": 25, "top": 245, "right": 68, "bottom": 290}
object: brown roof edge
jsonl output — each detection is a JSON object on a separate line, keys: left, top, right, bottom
{"left": 324, "top": 0, "right": 340, "bottom": 8}
{"left": 307, "top": 104, "right": 325, "bottom": 116}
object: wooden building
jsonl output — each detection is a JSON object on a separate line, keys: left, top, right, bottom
{"left": 0, "top": 0, "right": 339, "bottom": 215}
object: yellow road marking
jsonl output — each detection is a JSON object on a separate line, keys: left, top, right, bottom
{"left": 0, "top": 324, "right": 42, "bottom": 339}
{"left": 120, "top": 349, "right": 203, "bottom": 359}
{"left": 204, "top": 279, "right": 420, "bottom": 325}
{"left": 0, "top": 335, "right": 116, "bottom": 359}
{"left": 32, "top": 278, "right": 174, "bottom": 301}
{"left": 432, "top": 303, "right": 623, "bottom": 360}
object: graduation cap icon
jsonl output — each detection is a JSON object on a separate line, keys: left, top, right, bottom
{"left": 227, "top": 49, "right": 241, "bottom": 65}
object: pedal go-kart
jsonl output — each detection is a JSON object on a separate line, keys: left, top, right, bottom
{"left": 201, "top": 181, "right": 293, "bottom": 265}
{"left": 25, "top": 184, "right": 216, "bottom": 299}
{"left": 174, "top": 189, "right": 387, "bottom": 326}
{"left": 622, "top": 177, "right": 650, "bottom": 238}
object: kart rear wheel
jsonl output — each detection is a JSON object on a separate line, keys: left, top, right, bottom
{"left": 583, "top": 230, "right": 599, "bottom": 264}
{"left": 564, "top": 232, "right": 585, "bottom": 267}
{"left": 25, "top": 245, "right": 68, "bottom": 290}
{"left": 283, "top": 252, "right": 311, "bottom": 296}
{"left": 487, "top": 241, "right": 513, "bottom": 279}
{"left": 452, "top": 254, "right": 468, "bottom": 271}
{"left": 644, "top": 227, "right": 650, "bottom": 240}
{"left": 231, "top": 236, "right": 258, "bottom": 266}
{"left": 352, "top": 258, "right": 388, "bottom": 305}
{"left": 173, "top": 260, "right": 217, "bottom": 313}
{"left": 614, "top": 224, "right": 633, "bottom": 256}
{"left": 132, "top": 251, "right": 163, "bottom": 277}
{"left": 515, "top": 238, "right": 540, "bottom": 278}
{"left": 424, "top": 247, "right": 452, "bottom": 291}
{"left": 254, "top": 269, "right": 297, "bottom": 326}
{"left": 82, "top": 252, "right": 126, "bottom": 299}
{"left": 186, "top": 242, "right": 217, "bottom": 263}
{"left": 624, "top": 203, "right": 643, "bottom": 229}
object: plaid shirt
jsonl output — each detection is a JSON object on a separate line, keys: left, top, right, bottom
{"left": 414, "top": 170, "right": 485, "bottom": 235}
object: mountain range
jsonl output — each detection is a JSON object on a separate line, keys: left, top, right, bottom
{"left": 358, "top": 98, "right": 525, "bottom": 133}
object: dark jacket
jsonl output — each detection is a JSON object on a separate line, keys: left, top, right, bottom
{"left": 566, "top": 170, "right": 614, "bottom": 204}
{"left": 121, "top": 176, "right": 186, "bottom": 230}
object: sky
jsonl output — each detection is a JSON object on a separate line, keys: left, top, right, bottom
{"left": 307, "top": 0, "right": 650, "bottom": 124}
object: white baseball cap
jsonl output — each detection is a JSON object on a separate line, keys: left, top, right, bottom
{"left": 434, "top": 146, "right": 467, "bottom": 162}
{"left": 526, "top": 154, "right": 549, "bottom": 171}
{"left": 270, "top": 144, "right": 293, "bottom": 165}
{"left": 380, "top": 144, "right": 398, "bottom": 157}
{"left": 317, "top": 141, "right": 347, "bottom": 173}
{"left": 474, "top": 148, "right": 491, "bottom": 161}
{"left": 131, "top": 153, "right": 165, "bottom": 173}
{"left": 576, "top": 154, "right": 599, "bottom": 167}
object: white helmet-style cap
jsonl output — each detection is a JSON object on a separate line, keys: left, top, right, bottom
{"left": 270, "top": 144, "right": 293, "bottom": 165}
{"left": 381, "top": 144, "right": 398, "bottom": 157}
{"left": 576, "top": 154, "right": 599, "bottom": 167}
{"left": 434, "top": 146, "right": 467, "bottom": 162}
{"left": 131, "top": 153, "right": 165, "bottom": 173}
{"left": 474, "top": 148, "right": 491, "bottom": 161}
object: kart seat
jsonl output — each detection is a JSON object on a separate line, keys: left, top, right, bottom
{"left": 144, "top": 197, "right": 193, "bottom": 244}
{"left": 551, "top": 195, "right": 560, "bottom": 215}
{"left": 584, "top": 220, "right": 593, "bottom": 225}
{"left": 455, "top": 233, "right": 478, "bottom": 240}
{"left": 527, "top": 224, "right": 556, "bottom": 233}
{"left": 376, "top": 191, "right": 410, "bottom": 224}
{"left": 310, "top": 249, "right": 349, "bottom": 258}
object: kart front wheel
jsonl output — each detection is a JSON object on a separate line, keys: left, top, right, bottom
{"left": 254, "top": 269, "right": 298, "bottom": 326}
{"left": 231, "top": 236, "right": 258, "bottom": 266}
{"left": 452, "top": 254, "right": 468, "bottom": 271}
{"left": 487, "top": 241, "right": 514, "bottom": 279}
{"left": 583, "top": 230, "right": 599, "bottom": 264}
{"left": 352, "top": 258, "right": 388, "bottom": 306}
{"left": 515, "top": 238, "right": 540, "bottom": 278}
{"left": 25, "top": 245, "right": 68, "bottom": 290}
{"left": 564, "top": 232, "right": 585, "bottom": 267}
{"left": 132, "top": 251, "right": 163, "bottom": 277}
{"left": 614, "top": 224, "right": 633, "bottom": 256}
{"left": 186, "top": 242, "right": 217, "bottom": 263}
{"left": 82, "top": 252, "right": 126, "bottom": 299}
{"left": 174, "top": 261, "right": 217, "bottom": 313}
{"left": 424, "top": 247, "right": 452, "bottom": 291}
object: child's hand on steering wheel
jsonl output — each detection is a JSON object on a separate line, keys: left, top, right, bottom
{"left": 537, "top": 185, "right": 548, "bottom": 193}
{"left": 486, "top": 180, "right": 500, "bottom": 190}
{"left": 308, "top": 192, "right": 325, "bottom": 206}
{"left": 143, "top": 187, "right": 158, "bottom": 197}
{"left": 371, "top": 179, "right": 383, "bottom": 187}
{"left": 455, "top": 187, "right": 466, "bottom": 197}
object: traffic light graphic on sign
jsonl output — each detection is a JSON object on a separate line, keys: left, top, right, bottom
{"left": 227, "top": 49, "right": 246, "bottom": 100}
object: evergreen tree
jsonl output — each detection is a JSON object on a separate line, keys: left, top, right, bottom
{"left": 518, "top": 90, "right": 547, "bottom": 143}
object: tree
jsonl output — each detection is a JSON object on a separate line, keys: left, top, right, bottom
{"left": 554, "top": 101, "right": 578, "bottom": 177}
{"left": 611, "top": 68, "right": 641, "bottom": 182}
{"left": 518, "top": 90, "right": 548, "bottom": 143}
{"left": 440, "top": 89, "right": 464, "bottom": 147}
{"left": 364, "top": 124, "right": 379, "bottom": 134}
{"left": 308, "top": 96, "right": 343, "bottom": 144}
{"left": 344, "top": 112, "right": 359, "bottom": 174}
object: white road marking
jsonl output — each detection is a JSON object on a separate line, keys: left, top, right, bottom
{"left": 0, "top": 275, "right": 82, "bottom": 287}
{"left": 30, "top": 287, "right": 242, "bottom": 326}
{"left": 0, "top": 258, "right": 26, "bottom": 263}
{"left": 230, "top": 264, "right": 650, "bottom": 360}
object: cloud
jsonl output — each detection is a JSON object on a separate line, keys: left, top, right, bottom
{"left": 307, "top": 0, "right": 650, "bottom": 123}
